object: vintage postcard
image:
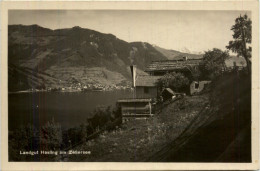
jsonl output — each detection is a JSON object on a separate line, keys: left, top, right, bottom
{"left": 1, "top": 1, "right": 259, "bottom": 170}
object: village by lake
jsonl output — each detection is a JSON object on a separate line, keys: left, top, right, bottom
{"left": 8, "top": 90, "right": 133, "bottom": 131}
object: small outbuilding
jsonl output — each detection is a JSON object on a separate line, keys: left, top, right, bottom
{"left": 161, "top": 88, "right": 175, "bottom": 102}
{"left": 190, "top": 81, "right": 211, "bottom": 95}
{"left": 117, "top": 98, "right": 153, "bottom": 118}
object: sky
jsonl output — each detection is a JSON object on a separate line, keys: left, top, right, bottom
{"left": 9, "top": 10, "right": 251, "bottom": 54}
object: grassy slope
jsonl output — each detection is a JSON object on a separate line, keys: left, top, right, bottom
{"left": 68, "top": 95, "right": 209, "bottom": 161}
{"left": 148, "top": 71, "right": 251, "bottom": 162}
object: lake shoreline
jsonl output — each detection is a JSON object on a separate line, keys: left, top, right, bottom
{"left": 8, "top": 90, "right": 133, "bottom": 131}
{"left": 8, "top": 89, "right": 133, "bottom": 94}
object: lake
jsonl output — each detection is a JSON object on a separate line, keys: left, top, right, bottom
{"left": 8, "top": 90, "right": 133, "bottom": 131}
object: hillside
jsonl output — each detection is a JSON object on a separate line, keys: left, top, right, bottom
{"left": 8, "top": 25, "right": 167, "bottom": 91}
{"left": 66, "top": 94, "right": 208, "bottom": 162}
{"left": 148, "top": 71, "right": 251, "bottom": 162}
{"left": 65, "top": 70, "right": 251, "bottom": 162}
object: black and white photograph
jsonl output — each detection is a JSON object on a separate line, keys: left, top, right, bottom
{"left": 1, "top": 1, "right": 259, "bottom": 170}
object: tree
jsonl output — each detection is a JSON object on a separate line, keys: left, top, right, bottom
{"left": 40, "top": 118, "right": 62, "bottom": 150}
{"left": 226, "top": 14, "right": 252, "bottom": 73}
{"left": 9, "top": 124, "right": 39, "bottom": 161}
{"left": 200, "top": 48, "right": 229, "bottom": 80}
{"left": 156, "top": 72, "right": 189, "bottom": 92}
{"left": 185, "top": 65, "right": 201, "bottom": 81}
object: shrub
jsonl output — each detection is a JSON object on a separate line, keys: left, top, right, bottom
{"left": 88, "top": 105, "right": 121, "bottom": 132}
{"left": 9, "top": 124, "right": 39, "bottom": 161}
{"left": 156, "top": 72, "right": 189, "bottom": 93}
{"left": 40, "top": 118, "right": 62, "bottom": 150}
{"left": 89, "top": 105, "right": 113, "bottom": 130}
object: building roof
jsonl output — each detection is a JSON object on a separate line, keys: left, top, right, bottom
{"left": 145, "top": 59, "right": 202, "bottom": 72}
{"left": 135, "top": 75, "right": 161, "bottom": 87}
{"left": 162, "top": 88, "right": 175, "bottom": 95}
{"left": 117, "top": 98, "right": 152, "bottom": 103}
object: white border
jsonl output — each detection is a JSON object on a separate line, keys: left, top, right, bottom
{"left": 1, "top": 1, "right": 259, "bottom": 170}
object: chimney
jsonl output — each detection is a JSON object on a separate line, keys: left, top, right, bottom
{"left": 130, "top": 65, "right": 137, "bottom": 87}
{"left": 183, "top": 56, "right": 188, "bottom": 61}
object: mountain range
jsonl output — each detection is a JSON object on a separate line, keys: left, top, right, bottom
{"left": 153, "top": 45, "right": 203, "bottom": 60}
{"left": 8, "top": 24, "right": 203, "bottom": 91}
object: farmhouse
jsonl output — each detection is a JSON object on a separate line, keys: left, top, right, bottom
{"left": 144, "top": 56, "right": 212, "bottom": 95}
{"left": 145, "top": 57, "right": 202, "bottom": 76}
{"left": 116, "top": 61, "right": 210, "bottom": 119}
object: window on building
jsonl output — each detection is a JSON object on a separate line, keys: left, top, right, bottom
{"left": 195, "top": 82, "right": 199, "bottom": 89}
{"left": 144, "top": 87, "right": 149, "bottom": 94}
